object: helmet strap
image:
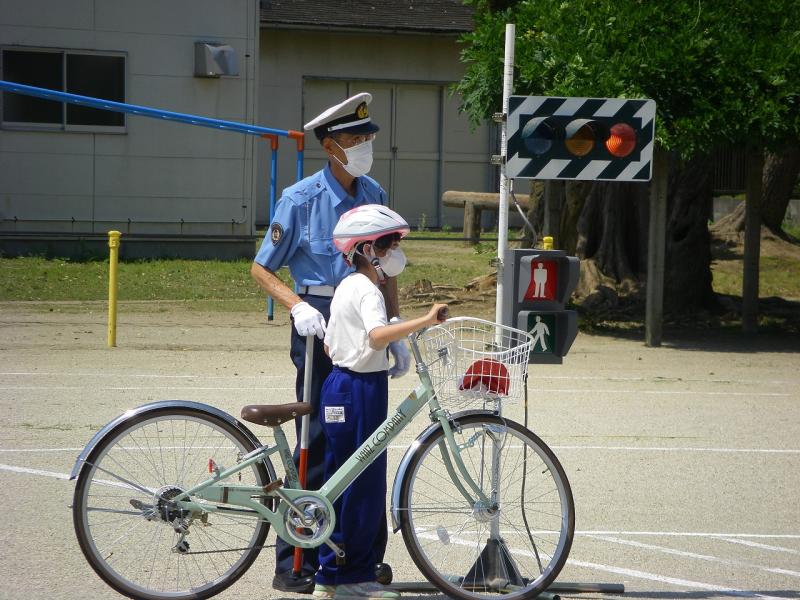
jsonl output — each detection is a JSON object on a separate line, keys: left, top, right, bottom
{"left": 371, "top": 256, "right": 387, "bottom": 284}
{"left": 360, "top": 244, "right": 387, "bottom": 284}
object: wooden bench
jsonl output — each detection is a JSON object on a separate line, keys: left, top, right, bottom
{"left": 442, "top": 191, "right": 531, "bottom": 243}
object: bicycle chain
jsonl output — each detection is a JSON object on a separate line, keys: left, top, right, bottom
{"left": 181, "top": 543, "right": 276, "bottom": 555}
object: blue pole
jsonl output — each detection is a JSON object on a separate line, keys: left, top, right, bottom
{"left": 266, "top": 138, "right": 279, "bottom": 321}
{"left": 0, "top": 80, "right": 292, "bottom": 138}
{"left": 297, "top": 150, "right": 304, "bottom": 181}
{"left": 1, "top": 80, "right": 307, "bottom": 323}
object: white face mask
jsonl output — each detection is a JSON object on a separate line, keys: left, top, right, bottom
{"left": 377, "top": 247, "right": 406, "bottom": 277}
{"left": 333, "top": 139, "right": 373, "bottom": 177}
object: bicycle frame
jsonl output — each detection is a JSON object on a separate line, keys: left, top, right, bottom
{"left": 171, "top": 332, "right": 494, "bottom": 550}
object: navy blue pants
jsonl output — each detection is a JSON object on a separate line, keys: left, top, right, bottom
{"left": 275, "top": 294, "right": 387, "bottom": 576}
{"left": 316, "top": 367, "right": 388, "bottom": 586}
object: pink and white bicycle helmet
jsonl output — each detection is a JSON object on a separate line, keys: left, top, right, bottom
{"left": 333, "top": 204, "right": 410, "bottom": 265}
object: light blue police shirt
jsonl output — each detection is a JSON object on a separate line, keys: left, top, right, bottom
{"left": 254, "top": 164, "right": 387, "bottom": 289}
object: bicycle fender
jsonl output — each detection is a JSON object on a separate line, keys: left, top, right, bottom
{"left": 69, "top": 400, "right": 273, "bottom": 480}
{"left": 389, "top": 409, "right": 495, "bottom": 532}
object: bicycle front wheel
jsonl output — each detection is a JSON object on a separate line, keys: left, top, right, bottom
{"left": 72, "top": 407, "right": 273, "bottom": 600}
{"left": 398, "top": 414, "right": 574, "bottom": 600}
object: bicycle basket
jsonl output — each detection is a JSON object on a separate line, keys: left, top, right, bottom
{"left": 416, "top": 317, "right": 533, "bottom": 409}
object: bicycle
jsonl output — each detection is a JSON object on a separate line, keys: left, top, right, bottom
{"left": 71, "top": 317, "right": 575, "bottom": 600}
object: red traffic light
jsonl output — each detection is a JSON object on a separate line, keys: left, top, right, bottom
{"left": 605, "top": 123, "right": 636, "bottom": 157}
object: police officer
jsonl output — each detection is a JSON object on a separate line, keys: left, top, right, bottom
{"left": 250, "top": 93, "right": 409, "bottom": 595}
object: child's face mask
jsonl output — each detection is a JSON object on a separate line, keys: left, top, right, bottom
{"left": 376, "top": 247, "right": 406, "bottom": 277}
{"left": 362, "top": 245, "right": 407, "bottom": 281}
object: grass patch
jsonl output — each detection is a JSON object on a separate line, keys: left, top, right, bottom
{"left": 0, "top": 238, "right": 495, "bottom": 307}
{"left": 783, "top": 220, "right": 800, "bottom": 240}
{"left": 712, "top": 255, "right": 800, "bottom": 299}
{"left": 397, "top": 239, "right": 494, "bottom": 288}
{"left": 0, "top": 257, "right": 278, "bottom": 302}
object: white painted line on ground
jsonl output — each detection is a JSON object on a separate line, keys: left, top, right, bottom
{"left": 5, "top": 372, "right": 798, "bottom": 387}
{"left": 3, "top": 463, "right": 799, "bottom": 559}
{"left": 0, "top": 463, "right": 71, "bottom": 480}
{"left": 587, "top": 534, "right": 800, "bottom": 578}
{"left": 566, "top": 556, "right": 788, "bottom": 600}
{"left": 543, "top": 388, "right": 793, "bottom": 397}
{"left": 717, "top": 536, "right": 800, "bottom": 555}
{"left": 0, "top": 374, "right": 799, "bottom": 398}
{"left": 0, "top": 448, "right": 85, "bottom": 453}
{"left": 0, "top": 386, "right": 297, "bottom": 391}
{"left": 531, "top": 375, "right": 799, "bottom": 386}
{"left": 0, "top": 385, "right": 793, "bottom": 397}
{"left": 551, "top": 445, "right": 800, "bottom": 454}
{"left": 418, "top": 532, "right": 789, "bottom": 599}
{"left": 0, "top": 372, "right": 292, "bottom": 379}
{"left": 2, "top": 444, "right": 799, "bottom": 456}
{"left": 576, "top": 531, "right": 800, "bottom": 539}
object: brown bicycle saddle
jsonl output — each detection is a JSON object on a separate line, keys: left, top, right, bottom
{"left": 240, "top": 402, "right": 313, "bottom": 427}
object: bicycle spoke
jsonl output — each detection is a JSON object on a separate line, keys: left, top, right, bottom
{"left": 400, "top": 416, "right": 573, "bottom": 599}
{"left": 74, "top": 410, "right": 271, "bottom": 599}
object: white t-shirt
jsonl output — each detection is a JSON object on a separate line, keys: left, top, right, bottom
{"left": 325, "top": 272, "right": 389, "bottom": 373}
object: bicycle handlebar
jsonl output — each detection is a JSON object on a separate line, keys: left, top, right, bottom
{"left": 406, "top": 307, "right": 449, "bottom": 371}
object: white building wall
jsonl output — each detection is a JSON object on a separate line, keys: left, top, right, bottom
{"left": 257, "top": 28, "right": 494, "bottom": 229}
{"left": 0, "top": 0, "right": 260, "bottom": 239}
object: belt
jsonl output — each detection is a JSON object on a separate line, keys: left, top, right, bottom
{"left": 298, "top": 284, "right": 337, "bottom": 297}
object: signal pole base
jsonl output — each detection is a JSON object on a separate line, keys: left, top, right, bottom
{"left": 462, "top": 537, "right": 526, "bottom": 590}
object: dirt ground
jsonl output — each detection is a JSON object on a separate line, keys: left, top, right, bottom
{"left": 1, "top": 301, "right": 799, "bottom": 600}
{"left": 397, "top": 227, "right": 800, "bottom": 334}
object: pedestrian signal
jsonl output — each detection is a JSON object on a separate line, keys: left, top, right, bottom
{"left": 522, "top": 260, "right": 558, "bottom": 302}
{"left": 506, "top": 96, "right": 656, "bottom": 181}
{"left": 501, "top": 249, "right": 580, "bottom": 364}
{"left": 518, "top": 311, "right": 578, "bottom": 359}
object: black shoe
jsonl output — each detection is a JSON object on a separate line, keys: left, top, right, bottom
{"left": 375, "top": 562, "right": 393, "bottom": 585}
{"left": 272, "top": 570, "right": 316, "bottom": 594}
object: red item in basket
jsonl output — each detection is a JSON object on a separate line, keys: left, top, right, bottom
{"left": 458, "top": 359, "right": 510, "bottom": 395}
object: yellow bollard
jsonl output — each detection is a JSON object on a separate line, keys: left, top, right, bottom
{"left": 543, "top": 235, "right": 554, "bottom": 250}
{"left": 107, "top": 231, "right": 121, "bottom": 347}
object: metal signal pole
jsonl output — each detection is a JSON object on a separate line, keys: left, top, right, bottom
{"left": 496, "top": 23, "right": 516, "bottom": 326}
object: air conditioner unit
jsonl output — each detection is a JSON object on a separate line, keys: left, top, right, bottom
{"left": 194, "top": 42, "right": 239, "bottom": 77}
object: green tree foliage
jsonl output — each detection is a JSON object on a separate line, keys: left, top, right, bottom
{"left": 457, "top": 0, "right": 800, "bottom": 158}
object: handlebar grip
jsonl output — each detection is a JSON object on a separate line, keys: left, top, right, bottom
{"left": 437, "top": 307, "right": 449, "bottom": 321}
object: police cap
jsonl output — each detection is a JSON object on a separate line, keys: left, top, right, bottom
{"left": 304, "top": 92, "right": 380, "bottom": 141}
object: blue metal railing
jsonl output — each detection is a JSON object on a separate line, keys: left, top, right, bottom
{"left": 0, "top": 80, "right": 303, "bottom": 320}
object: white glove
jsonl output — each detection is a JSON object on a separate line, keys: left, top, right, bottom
{"left": 388, "top": 340, "right": 411, "bottom": 378}
{"left": 290, "top": 301, "right": 327, "bottom": 339}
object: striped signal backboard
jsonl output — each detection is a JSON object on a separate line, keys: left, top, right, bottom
{"left": 506, "top": 96, "right": 656, "bottom": 181}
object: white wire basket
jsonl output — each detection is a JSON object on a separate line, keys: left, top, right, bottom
{"left": 416, "top": 317, "right": 533, "bottom": 409}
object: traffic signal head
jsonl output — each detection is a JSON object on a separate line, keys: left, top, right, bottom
{"left": 507, "top": 96, "right": 656, "bottom": 181}
{"left": 521, "top": 117, "right": 639, "bottom": 160}
{"left": 502, "top": 249, "right": 581, "bottom": 364}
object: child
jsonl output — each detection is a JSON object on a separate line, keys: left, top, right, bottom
{"left": 313, "top": 204, "right": 447, "bottom": 600}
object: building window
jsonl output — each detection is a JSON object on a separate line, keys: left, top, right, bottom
{"left": 1, "top": 47, "right": 126, "bottom": 131}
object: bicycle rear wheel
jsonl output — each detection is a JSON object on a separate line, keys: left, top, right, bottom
{"left": 397, "top": 414, "right": 574, "bottom": 600}
{"left": 72, "top": 407, "right": 273, "bottom": 600}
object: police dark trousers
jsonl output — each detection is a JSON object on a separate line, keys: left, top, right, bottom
{"left": 316, "top": 366, "right": 389, "bottom": 585}
{"left": 276, "top": 294, "right": 388, "bottom": 575}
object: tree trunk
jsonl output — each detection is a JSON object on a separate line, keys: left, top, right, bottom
{"left": 663, "top": 154, "right": 717, "bottom": 311}
{"left": 523, "top": 180, "right": 589, "bottom": 253}
{"left": 560, "top": 181, "right": 591, "bottom": 255}
{"left": 762, "top": 143, "right": 800, "bottom": 231}
{"left": 576, "top": 180, "right": 648, "bottom": 287}
{"left": 522, "top": 181, "right": 545, "bottom": 247}
{"left": 575, "top": 153, "right": 716, "bottom": 313}
{"left": 708, "top": 142, "right": 798, "bottom": 238}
